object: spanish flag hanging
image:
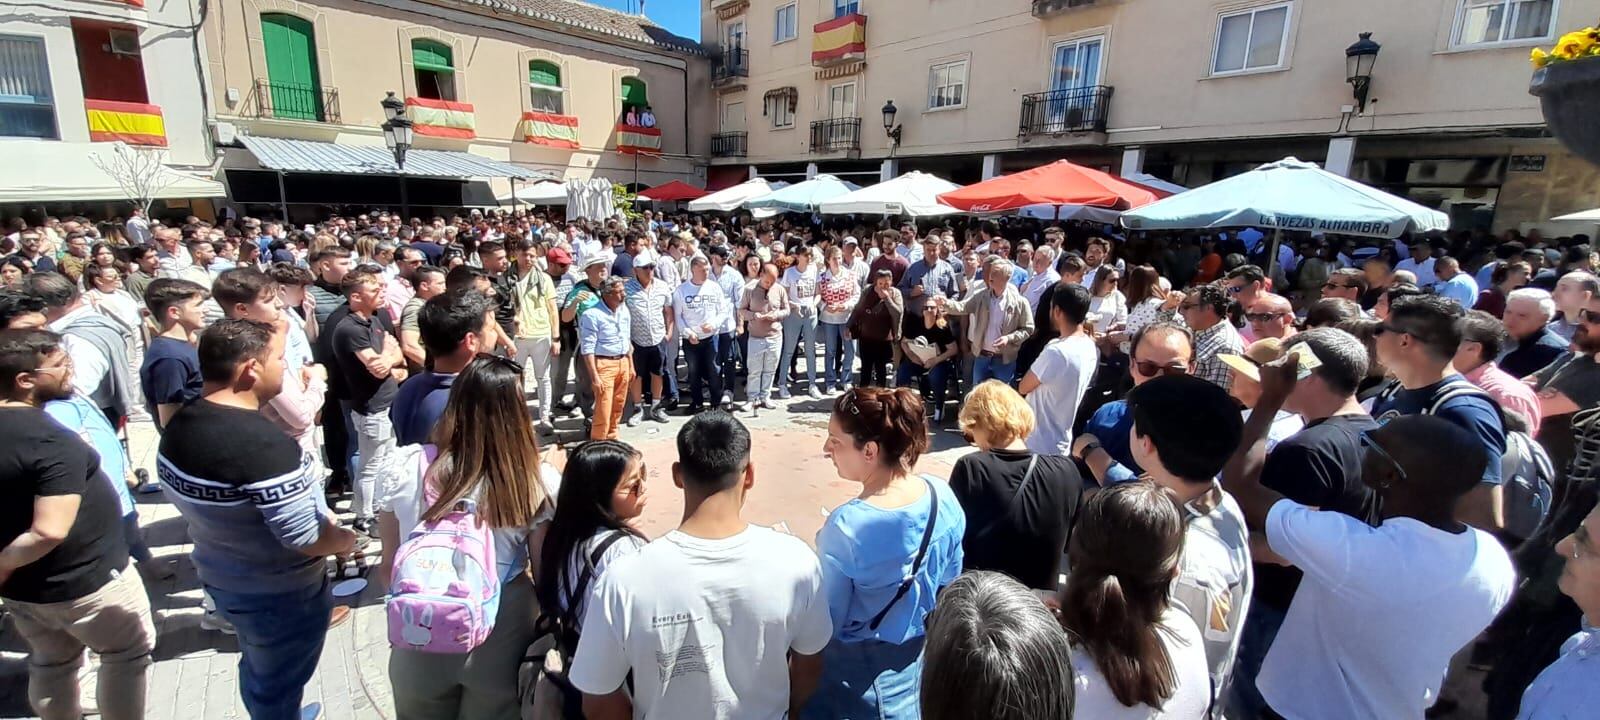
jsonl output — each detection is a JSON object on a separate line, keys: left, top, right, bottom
{"left": 85, "top": 100, "right": 166, "bottom": 147}
{"left": 812, "top": 13, "right": 866, "bottom": 65}
{"left": 616, "top": 123, "right": 662, "bottom": 156}
{"left": 519, "top": 111, "right": 580, "bottom": 150}
{"left": 405, "top": 97, "right": 476, "bottom": 139}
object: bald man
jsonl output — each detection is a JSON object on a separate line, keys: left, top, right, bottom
{"left": 1434, "top": 257, "right": 1479, "bottom": 310}
{"left": 1246, "top": 294, "right": 1296, "bottom": 341}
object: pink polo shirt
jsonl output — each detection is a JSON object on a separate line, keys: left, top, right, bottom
{"left": 1463, "top": 361, "right": 1542, "bottom": 437}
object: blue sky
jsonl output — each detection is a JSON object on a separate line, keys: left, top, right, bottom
{"left": 591, "top": 0, "right": 701, "bottom": 40}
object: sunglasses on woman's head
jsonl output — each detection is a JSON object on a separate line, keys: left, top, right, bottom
{"left": 473, "top": 352, "right": 525, "bottom": 375}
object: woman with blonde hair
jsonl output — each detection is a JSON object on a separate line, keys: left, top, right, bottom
{"left": 950, "top": 380, "right": 1083, "bottom": 590}
{"left": 382, "top": 355, "right": 560, "bottom": 720}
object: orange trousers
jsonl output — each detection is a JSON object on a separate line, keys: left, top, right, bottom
{"left": 590, "top": 356, "right": 633, "bottom": 440}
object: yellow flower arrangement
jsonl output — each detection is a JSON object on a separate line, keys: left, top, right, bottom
{"left": 1533, "top": 27, "right": 1600, "bottom": 68}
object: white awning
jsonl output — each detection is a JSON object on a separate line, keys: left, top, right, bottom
{"left": 0, "top": 140, "right": 226, "bottom": 204}
{"left": 496, "top": 180, "right": 568, "bottom": 205}
{"left": 239, "top": 135, "right": 551, "bottom": 180}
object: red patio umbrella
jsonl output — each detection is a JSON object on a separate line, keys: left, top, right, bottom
{"left": 637, "top": 180, "right": 708, "bottom": 202}
{"left": 937, "top": 160, "right": 1163, "bottom": 214}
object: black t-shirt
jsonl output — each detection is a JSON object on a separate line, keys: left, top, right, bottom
{"left": 489, "top": 272, "right": 518, "bottom": 335}
{"left": 331, "top": 311, "right": 400, "bottom": 414}
{"left": 1254, "top": 413, "right": 1381, "bottom": 610}
{"left": 0, "top": 406, "right": 127, "bottom": 603}
{"left": 948, "top": 448, "right": 1082, "bottom": 590}
{"left": 907, "top": 322, "right": 958, "bottom": 356}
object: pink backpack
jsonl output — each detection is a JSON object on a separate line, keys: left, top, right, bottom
{"left": 386, "top": 446, "right": 501, "bottom": 654}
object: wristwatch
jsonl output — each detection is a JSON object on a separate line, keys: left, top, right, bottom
{"left": 1077, "top": 442, "right": 1102, "bottom": 461}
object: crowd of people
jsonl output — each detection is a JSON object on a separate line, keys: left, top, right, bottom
{"left": 0, "top": 204, "right": 1597, "bottom": 720}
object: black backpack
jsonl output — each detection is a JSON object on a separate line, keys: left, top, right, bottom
{"left": 531, "top": 530, "right": 631, "bottom": 718}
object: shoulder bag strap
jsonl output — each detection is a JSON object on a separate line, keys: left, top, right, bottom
{"left": 560, "top": 530, "right": 631, "bottom": 629}
{"left": 868, "top": 476, "right": 940, "bottom": 631}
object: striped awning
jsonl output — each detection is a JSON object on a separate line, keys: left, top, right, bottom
{"left": 238, "top": 135, "right": 550, "bottom": 180}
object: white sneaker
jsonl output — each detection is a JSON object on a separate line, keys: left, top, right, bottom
{"left": 807, "top": 385, "right": 823, "bottom": 399}
{"left": 625, "top": 407, "right": 641, "bottom": 427}
{"left": 720, "top": 392, "right": 733, "bottom": 406}
{"left": 200, "top": 610, "right": 237, "bottom": 635}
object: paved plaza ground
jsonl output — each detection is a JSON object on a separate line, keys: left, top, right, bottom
{"left": 0, "top": 389, "right": 1493, "bottom": 719}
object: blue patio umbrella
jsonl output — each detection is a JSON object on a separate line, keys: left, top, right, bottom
{"left": 745, "top": 174, "right": 861, "bottom": 213}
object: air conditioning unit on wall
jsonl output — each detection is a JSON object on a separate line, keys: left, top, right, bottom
{"left": 107, "top": 29, "right": 141, "bottom": 57}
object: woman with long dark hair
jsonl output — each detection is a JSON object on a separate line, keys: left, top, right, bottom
{"left": 383, "top": 355, "right": 559, "bottom": 720}
{"left": 535, "top": 440, "right": 650, "bottom": 628}
{"left": 1059, "top": 481, "right": 1209, "bottom": 718}
{"left": 1114, "top": 265, "right": 1176, "bottom": 355}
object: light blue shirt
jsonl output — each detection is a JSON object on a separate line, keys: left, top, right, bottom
{"left": 897, "top": 258, "right": 959, "bottom": 311}
{"left": 894, "top": 242, "right": 923, "bottom": 264}
{"left": 44, "top": 393, "right": 133, "bottom": 517}
{"left": 1516, "top": 625, "right": 1600, "bottom": 720}
{"left": 1009, "top": 264, "right": 1030, "bottom": 288}
{"left": 1437, "top": 272, "right": 1480, "bottom": 309}
{"left": 816, "top": 476, "right": 965, "bottom": 645}
{"left": 1476, "top": 261, "right": 1499, "bottom": 292}
{"left": 578, "top": 301, "right": 632, "bottom": 357}
{"left": 716, "top": 266, "right": 745, "bottom": 334}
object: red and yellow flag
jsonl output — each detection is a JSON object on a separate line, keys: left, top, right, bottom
{"left": 406, "top": 97, "right": 476, "bottom": 139}
{"left": 519, "top": 111, "right": 580, "bottom": 150}
{"left": 85, "top": 99, "right": 166, "bottom": 146}
{"left": 617, "top": 123, "right": 662, "bottom": 156}
{"left": 812, "top": 13, "right": 866, "bottom": 64}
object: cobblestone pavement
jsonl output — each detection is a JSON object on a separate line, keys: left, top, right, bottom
{"left": 0, "top": 382, "right": 1492, "bottom": 719}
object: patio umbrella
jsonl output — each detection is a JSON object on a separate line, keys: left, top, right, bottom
{"left": 496, "top": 180, "right": 567, "bottom": 206}
{"left": 746, "top": 174, "right": 861, "bottom": 213}
{"left": 565, "top": 178, "right": 616, "bottom": 220}
{"left": 687, "top": 177, "right": 787, "bottom": 212}
{"left": 937, "top": 160, "right": 1160, "bottom": 214}
{"left": 1119, "top": 157, "right": 1448, "bottom": 276}
{"left": 817, "top": 171, "right": 961, "bottom": 216}
{"left": 1125, "top": 172, "right": 1189, "bottom": 196}
{"left": 1553, "top": 208, "right": 1600, "bottom": 221}
{"left": 637, "top": 180, "right": 708, "bottom": 202}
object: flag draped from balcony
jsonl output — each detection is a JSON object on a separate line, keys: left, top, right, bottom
{"left": 617, "top": 123, "right": 662, "bottom": 156}
{"left": 519, "top": 111, "right": 580, "bottom": 149}
{"left": 405, "top": 97, "right": 476, "bottom": 139}
{"left": 85, "top": 100, "right": 166, "bottom": 147}
{"left": 811, "top": 13, "right": 866, "bottom": 64}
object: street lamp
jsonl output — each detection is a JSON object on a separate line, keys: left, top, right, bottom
{"left": 1345, "top": 32, "right": 1381, "bottom": 114}
{"left": 380, "top": 91, "right": 405, "bottom": 122}
{"left": 380, "top": 92, "right": 414, "bottom": 171}
{"left": 881, "top": 99, "right": 902, "bottom": 147}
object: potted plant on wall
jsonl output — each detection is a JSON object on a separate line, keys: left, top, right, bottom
{"left": 1531, "top": 26, "right": 1600, "bottom": 165}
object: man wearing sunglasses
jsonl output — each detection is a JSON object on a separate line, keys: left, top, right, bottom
{"left": 1245, "top": 294, "right": 1297, "bottom": 342}
{"left": 1221, "top": 356, "right": 1514, "bottom": 720}
{"left": 1073, "top": 322, "right": 1194, "bottom": 486}
{"left": 1372, "top": 295, "right": 1507, "bottom": 534}
{"left": 1181, "top": 284, "right": 1244, "bottom": 392}
{"left": 1225, "top": 265, "right": 1267, "bottom": 343}
{"left": 1319, "top": 268, "right": 1368, "bottom": 307}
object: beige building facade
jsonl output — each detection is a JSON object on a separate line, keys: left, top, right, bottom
{"left": 204, "top": 0, "right": 715, "bottom": 218}
{"left": 705, "top": 0, "right": 1600, "bottom": 234}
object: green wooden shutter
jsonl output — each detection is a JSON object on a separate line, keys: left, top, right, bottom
{"left": 620, "top": 77, "right": 648, "bottom": 106}
{"left": 413, "top": 41, "right": 454, "bottom": 73}
{"left": 528, "top": 61, "right": 560, "bottom": 87}
{"left": 261, "top": 14, "right": 322, "bottom": 121}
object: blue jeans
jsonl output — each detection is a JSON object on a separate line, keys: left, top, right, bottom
{"left": 207, "top": 579, "right": 332, "bottom": 720}
{"left": 820, "top": 321, "right": 855, "bottom": 388}
{"left": 718, "top": 332, "right": 738, "bottom": 399}
{"left": 779, "top": 312, "right": 819, "bottom": 389}
{"left": 659, "top": 337, "right": 680, "bottom": 401}
{"left": 803, "top": 635, "right": 925, "bottom": 720}
{"left": 895, "top": 359, "right": 954, "bottom": 412}
{"left": 683, "top": 335, "right": 723, "bottom": 408}
{"left": 972, "top": 354, "right": 1017, "bottom": 387}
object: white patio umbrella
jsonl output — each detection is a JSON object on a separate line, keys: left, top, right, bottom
{"left": 496, "top": 180, "right": 567, "bottom": 206}
{"left": 745, "top": 174, "right": 860, "bottom": 213}
{"left": 1120, "top": 157, "right": 1448, "bottom": 276}
{"left": 817, "top": 171, "right": 961, "bottom": 216}
{"left": 686, "top": 177, "right": 787, "bottom": 212}
{"left": 1552, "top": 208, "right": 1600, "bottom": 221}
{"left": 1018, "top": 204, "right": 1124, "bottom": 224}
{"left": 1125, "top": 172, "right": 1189, "bottom": 196}
{"left": 565, "top": 178, "right": 616, "bottom": 220}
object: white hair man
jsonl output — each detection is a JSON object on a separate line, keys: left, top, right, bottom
{"left": 1020, "top": 244, "right": 1061, "bottom": 312}
{"left": 1499, "top": 287, "right": 1569, "bottom": 379}
{"left": 1550, "top": 271, "right": 1600, "bottom": 343}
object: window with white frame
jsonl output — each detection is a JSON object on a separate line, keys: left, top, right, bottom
{"left": 527, "top": 60, "right": 564, "bottom": 114}
{"left": 834, "top": 0, "right": 860, "bottom": 19}
{"left": 766, "top": 90, "right": 796, "bottom": 128}
{"left": 1211, "top": 3, "right": 1292, "bottom": 75}
{"left": 0, "top": 35, "right": 57, "bottom": 139}
{"left": 775, "top": 3, "right": 797, "bottom": 43}
{"left": 927, "top": 60, "right": 967, "bottom": 110}
{"left": 1454, "top": 0, "right": 1556, "bottom": 46}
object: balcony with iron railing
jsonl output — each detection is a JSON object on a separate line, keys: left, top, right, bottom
{"left": 711, "top": 131, "right": 747, "bottom": 158}
{"left": 240, "top": 79, "right": 341, "bottom": 123}
{"left": 1018, "top": 85, "right": 1113, "bottom": 137}
{"left": 809, "top": 117, "right": 861, "bottom": 153}
{"left": 713, "top": 48, "right": 749, "bottom": 86}
{"left": 1032, "top": 0, "right": 1100, "bottom": 18}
